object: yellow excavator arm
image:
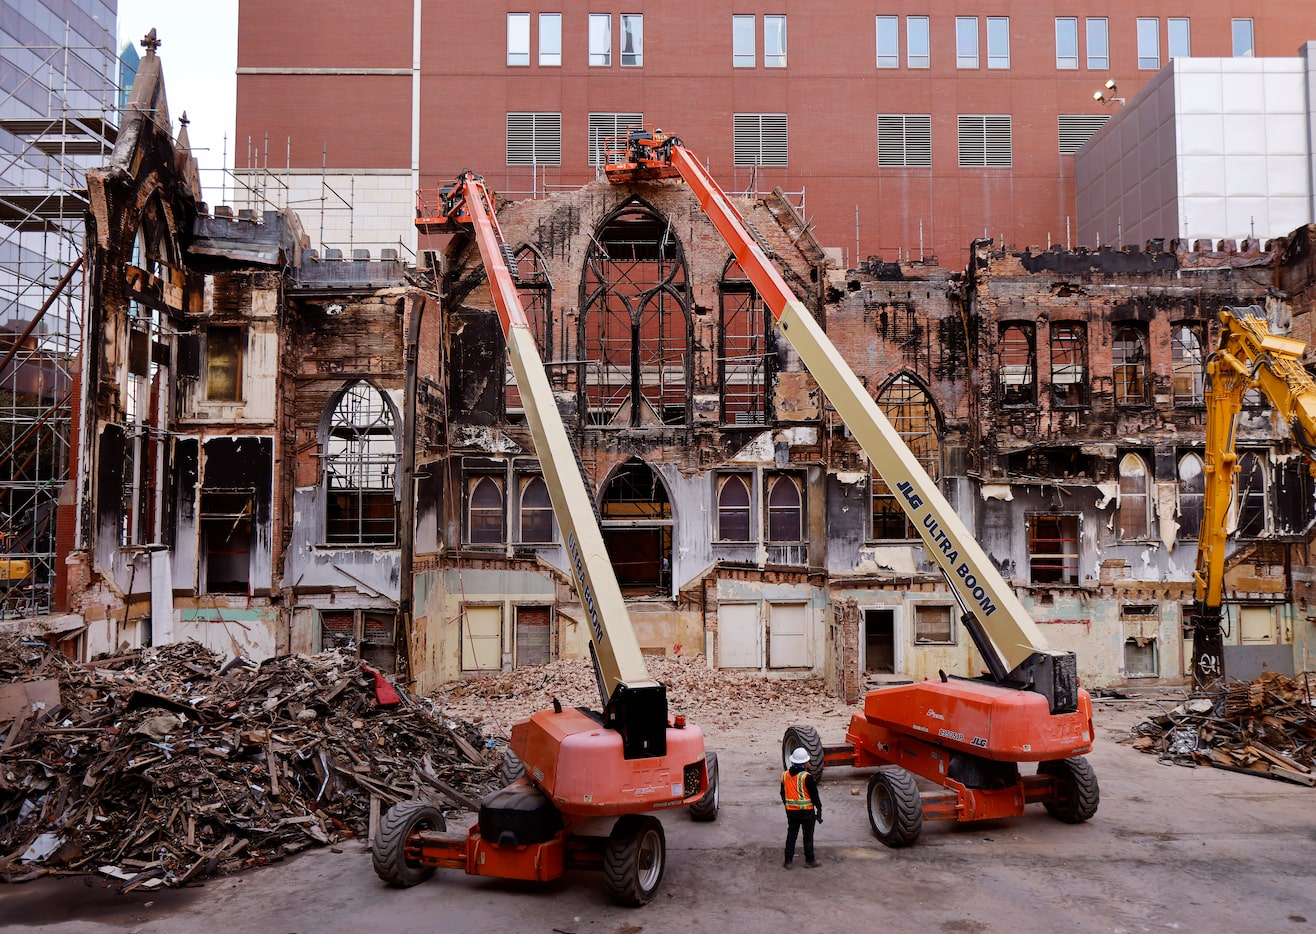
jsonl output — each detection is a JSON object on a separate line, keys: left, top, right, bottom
{"left": 1190, "top": 305, "right": 1316, "bottom": 687}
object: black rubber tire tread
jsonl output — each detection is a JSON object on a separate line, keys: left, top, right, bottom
{"left": 1038, "top": 756, "right": 1100, "bottom": 823}
{"left": 688, "top": 752, "right": 719, "bottom": 822}
{"left": 602, "top": 814, "right": 666, "bottom": 906}
{"left": 866, "top": 767, "right": 923, "bottom": 848}
{"left": 501, "top": 747, "right": 526, "bottom": 784}
{"left": 781, "top": 724, "right": 825, "bottom": 775}
{"left": 372, "top": 800, "right": 445, "bottom": 887}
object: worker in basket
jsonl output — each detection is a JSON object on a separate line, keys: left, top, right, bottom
{"left": 780, "top": 746, "right": 822, "bottom": 869}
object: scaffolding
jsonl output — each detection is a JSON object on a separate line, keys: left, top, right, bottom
{"left": 0, "top": 18, "right": 119, "bottom": 618}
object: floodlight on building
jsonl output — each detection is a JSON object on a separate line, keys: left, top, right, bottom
{"left": 1094, "top": 80, "right": 1125, "bottom": 106}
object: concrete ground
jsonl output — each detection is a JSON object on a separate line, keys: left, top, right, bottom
{"left": 1, "top": 694, "right": 1313, "bottom": 934}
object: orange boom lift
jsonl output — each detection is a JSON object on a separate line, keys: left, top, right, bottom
{"left": 605, "top": 126, "right": 1097, "bottom": 847}
{"left": 371, "top": 172, "right": 716, "bottom": 905}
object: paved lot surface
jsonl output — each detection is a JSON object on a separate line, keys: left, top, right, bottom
{"left": 2, "top": 694, "right": 1314, "bottom": 933}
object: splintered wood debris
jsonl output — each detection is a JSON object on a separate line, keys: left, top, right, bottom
{"left": 0, "top": 635, "right": 499, "bottom": 889}
{"left": 431, "top": 654, "right": 836, "bottom": 732}
{"left": 1129, "top": 671, "right": 1316, "bottom": 785}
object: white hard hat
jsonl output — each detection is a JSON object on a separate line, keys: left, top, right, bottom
{"left": 789, "top": 747, "right": 811, "bottom": 766}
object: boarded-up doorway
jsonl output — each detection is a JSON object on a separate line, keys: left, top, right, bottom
{"left": 718, "top": 602, "right": 760, "bottom": 669}
{"left": 768, "top": 602, "right": 810, "bottom": 668}
{"left": 864, "top": 608, "right": 895, "bottom": 674}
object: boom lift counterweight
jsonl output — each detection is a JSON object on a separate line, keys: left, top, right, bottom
{"left": 372, "top": 172, "right": 716, "bottom": 906}
{"left": 605, "top": 126, "right": 1097, "bottom": 847}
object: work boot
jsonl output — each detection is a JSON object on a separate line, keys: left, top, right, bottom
{"left": 783, "top": 859, "right": 793, "bottom": 870}
{"left": 805, "top": 858, "right": 820, "bottom": 868}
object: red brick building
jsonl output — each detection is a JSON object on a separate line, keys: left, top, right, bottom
{"left": 235, "top": 1, "right": 1315, "bottom": 265}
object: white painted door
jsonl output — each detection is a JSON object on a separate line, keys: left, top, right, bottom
{"left": 461, "top": 604, "right": 503, "bottom": 671}
{"left": 1239, "top": 605, "right": 1276, "bottom": 644}
{"left": 718, "top": 603, "right": 761, "bottom": 669}
{"left": 768, "top": 602, "right": 810, "bottom": 668}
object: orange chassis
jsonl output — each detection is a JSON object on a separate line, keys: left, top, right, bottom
{"left": 789, "top": 678, "right": 1098, "bottom": 844}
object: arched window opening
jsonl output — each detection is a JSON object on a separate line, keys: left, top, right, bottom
{"left": 507, "top": 245, "right": 556, "bottom": 415}
{"left": 467, "top": 475, "right": 505, "bottom": 544}
{"left": 582, "top": 202, "right": 691, "bottom": 426}
{"left": 1177, "top": 452, "right": 1205, "bottom": 541}
{"left": 1117, "top": 452, "right": 1149, "bottom": 539}
{"left": 600, "top": 458, "right": 672, "bottom": 589}
{"left": 325, "top": 383, "right": 397, "bottom": 544}
{"left": 999, "top": 323, "right": 1035, "bottom": 405}
{"left": 717, "top": 474, "right": 752, "bottom": 541}
{"left": 1051, "top": 322, "right": 1087, "bottom": 407}
{"left": 519, "top": 475, "right": 554, "bottom": 543}
{"left": 719, "top": 259, "right": 771, "bottom": 425}
{"left": 766, "top": 474, "right": 806, "bottom": 565}
{"left": 873, "top": 374, "right": 940, "bottom": 540}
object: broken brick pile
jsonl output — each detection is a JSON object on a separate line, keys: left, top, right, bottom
{"left": 1130, "top": 670, "right": 1316, "bottom": 785}
{"left": 433, "top": 654, "right": 838, "bottom": 733}
{"left": 0, "top": 636, "right": 498, "bottom": 889}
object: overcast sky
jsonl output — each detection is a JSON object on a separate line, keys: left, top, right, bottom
{"left": 116, "top": 1, "right": 238, "bottom": 204}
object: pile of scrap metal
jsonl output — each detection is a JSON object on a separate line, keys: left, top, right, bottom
{"left": 0, "top": 635, "right": 499, "bottom": 890}
{"left": 1130, "top": 671, "right": 1316, "bottom": 785}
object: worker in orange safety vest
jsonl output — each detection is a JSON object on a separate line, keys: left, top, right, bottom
{"left": 780, "top": 746, "right": 822, "bottom": 869}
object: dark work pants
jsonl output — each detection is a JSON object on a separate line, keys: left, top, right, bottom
{"left": 784, "top": 810, "right": 816, "bottom": 862}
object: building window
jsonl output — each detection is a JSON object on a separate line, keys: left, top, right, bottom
{"left": 1168, "top": 18, "right": 1191, "bottom": 59}
{"left": 519, "top": 475, "right": 554, "bottom": 543}
{"left": 873, "top": 374, "right": 939, "bottom": 540}
{"left": 764, "top": 15, "right": 787, "bottom": 67}
{"left": 1058, "top": 114, "right": 1109, "bottom": 154}
{"left": 914, "top": 605, "right": 954, "bottom": 644}
{"left": 1124, "top": 637, "right": 1159, "bottom": 677}
{"left": 1051, "top": 322, "right": 1088, "bottom": 407}
{"left": 877, "top": 114, "right": 931, "bottom": 168}
{"left": 600, "top": 459, "right": 672, "bottom": 588}
{"left": 1177, "top": 452, "right": 1205, "bottom": 541}
{"left": 1028, "top": 514, "right": 1079, "bottom": 584}
{"left": 620, "top": 13, "right": 642, "bottom": 66}
{"left": 1232, "top": 19, "right": 1254, "bottom": 57}
{"left": 467, "top": 475, "right": 505, "bottom": 545}
{"left": 461, "top": 604, "right": 503, "bottom": 672}
{"left": 1172, "top": 323, "right": 1204, "bottom": 405}
{"left": 999, "top": 323, "right": 1035, "bottom": 406}
{"left": 1118, "top": 452, "right": 1151, "bottom": 540}
{"left": 325, "top": 382, "right": 397, "bottom": 545}
{"left": 733, "top": 113, "right": 788, "bottom": 166}
{"left": 1236, "top": 451, "right": 1267, "bottom": 537}
{"left": 540, "top": 13, "right": 562, "bottom": 66}
{"left": 720, "top": 259, "right": 771, "bottom": 425}
{"left": 1087, "top": 18, "right": 1109, "bottom": 69}
{"left": 958, "top": 114, "right": 1011, "bottom": 167}
{"left": 589, "top": 13, "right": 611, "bottom": 65}
{"left": 1112, "top": 325, "right": 1148, "bottom": 405}
{"left": 956, "top": 17, "right": 978, "bottom": 69}
{"left": 907, "top": 16, "right": 929, "bottom": 68}
{"left": 986, "top": 17, "right": 1009, "bottom": 68}
{"left": 507, "top": 13, "right": 530, "bottom": 66}
{"left": 716, "top": 474, "right": 753, "bottom": 541}
{"left": 1055, "top": 18, "right": 1078, "bottom": 69}
{"left": 732, "top": 14, "right": 755, "bottom": 67}
{"left": 1274, "top": 458, "right": 1314, "bottom": 535}
{"left": 1137, "top": 18, "right": 1159, "bottom": 70}
{"left": 767, "top": 474, "right": 805, "bottom": 564}
{"left": 582, "top": 201, "right": 691, "bottom": 426}
{"left": 206, "top": 326, "right": 243, "bottom": 401}
{"left": 506, "top": 112, "right": 561, "bottom": 166}
{"left": 876, "top": 16, "right": 899, "bottom": 68}
{"left": 506, "top": 244, "right": 555, "bottom": 413}
{"left": 588, "top": 111, "right": 643, "bottom": 166}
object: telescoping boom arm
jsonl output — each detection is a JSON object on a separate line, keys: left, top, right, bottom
{"left": 1190, "top": 305, "right": 1316, "bottom": 687}
{"left": 606, "top": 127, "right": 1076, "bottom": 710}
{"left": 419, "top": 173, "right": 667, "bottom": 751}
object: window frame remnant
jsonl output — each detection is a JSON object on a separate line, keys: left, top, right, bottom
{"left": 1171, "top": 322, "right": 1205, "bottom": 406}
{"left": 205, "top": 325, "right": 243, "bottom": 401}
{"left": 1112, "top": 324, "right": 1149, "bottom": 406}
{"left": 506, "top": 244, "right": 554, "bottom": 414}
{"left": 719, "top": 258, "right": 772, "bottom": 425}
{"left": 1117, "top": 452, "right": 1151, "bottom": 540}
{"left": 324, "top": 382, "right": 398, "bottom": 546}
{"left": 1050, "top": 321, "right": 1088, "bottom": 407}
{"left": 998, "top": 322, "right": 1036, "bottom": 406}
{"left": 1234, "top": 450, "right": 1267, "bottom": 537}
{"left": 1027, "top": 513, "right": 1079, "bottom": 585}
{"left": 872, "top": 374, "right": 940, "bottom": 541}
{"left": 1177, "top": 451, "right": 1205, "bottom": 541}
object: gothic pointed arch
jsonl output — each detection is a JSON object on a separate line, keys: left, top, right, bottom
{"left": 580, "top": 197, "right": 692, "bottom": 427}
{"left": 872, "top": 372, "right": 942, "bottom": 540}
{"left": 321, "top": 380, "right": 400, "bottom": 544}
{"left": 599, "top": 457, "right": 673, "bottom": 590}
{"left": 719, "top": 256, "right": 773, "bottom": 425}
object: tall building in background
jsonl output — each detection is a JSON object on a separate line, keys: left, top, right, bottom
{"left": 235, "top": 2, "right": 1316, "bottom": 265}
{"left": 0, "top": 0, "right": 118, "bottom": 618}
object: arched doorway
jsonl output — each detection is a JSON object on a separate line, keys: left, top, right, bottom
{"left": 599, "top": 458, "right": 671, "bottom": 591}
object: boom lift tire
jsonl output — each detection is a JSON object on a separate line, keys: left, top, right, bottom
{"left": 781, "top": 724, "right": 825, "bottom": 775}
{"left": 688, "top": 752, "right": 719, "bottom": 822}
{"left": 1038, "top": 756, "right": 1099, "bottom": 824}
{"left": 866, "top": 767, "right": 924, "bottom": 848}
{"left": 372, "top": 800, "right": 445, "bottom": 887}
{"left": 603, "top": 814, "right": 666, "bottom": 906}
{"left": 501, "top": 747, "right": 526, "bottom": 784}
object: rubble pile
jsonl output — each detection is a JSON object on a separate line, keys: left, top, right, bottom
{"left": 1131, "top": 671, "right": 1316, "bottom": 785}
{"left": 435, "top": 654, "right": 838, "bottom": 731}
{"left": 0, "top": 636, "right": 498, "bottom": 889}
